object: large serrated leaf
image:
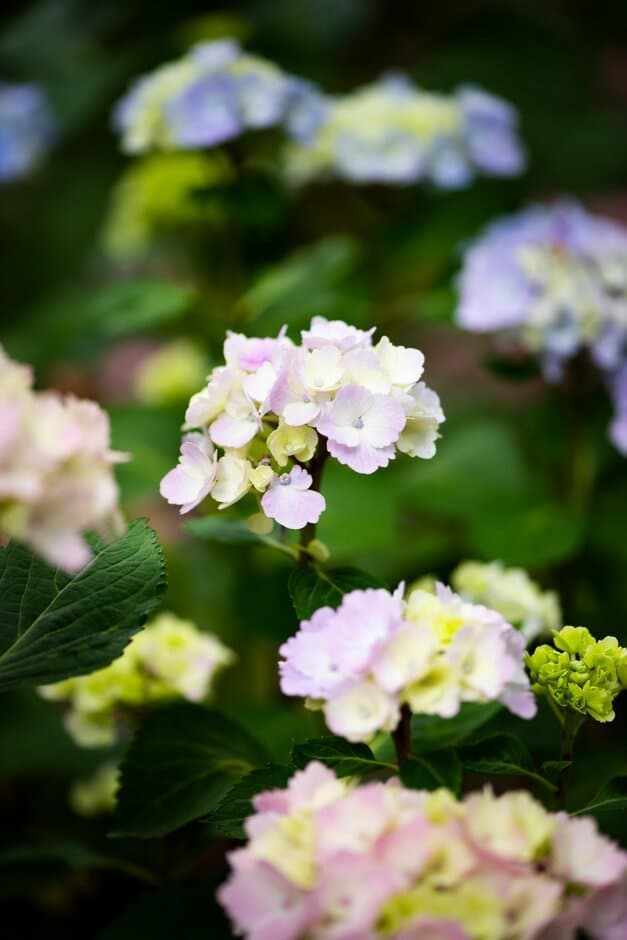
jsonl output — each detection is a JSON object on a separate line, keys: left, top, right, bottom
{"left": 292, "top": 736, "right": 394, "bottom": 777}
{"left": 288, "top": 566, "right": 386, "bottom": 620}
{"left": 0, "top": 519, "right": 166, "bottom": 691}
{"left": 459, "top": 733, "right": 555, "bottom": 792}
{"left": 113, "top": 704, "right": 267, "bottom": 838}
{"left": 400, "top": 751, "right": 462, "bottom": 794}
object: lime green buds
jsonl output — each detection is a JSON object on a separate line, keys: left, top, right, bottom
{"left": 527, "top": 626, "right": 627, "bottom": 722}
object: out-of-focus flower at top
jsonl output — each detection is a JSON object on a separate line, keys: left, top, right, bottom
{"left": 113, "top": 39, "right": 313, "bottom": 154}
{"left": 218, "top": 761, "right": 627, "bottom": 940}
{"left": 134, "top": 339, "right": 209, "bottom": 405}
{"left": 69, "top": 762, "right": 119, "bottom": 817}
{"left": 279, "top": 581, "right": 535, "bottom": 743}
{"left": 39, "top": 611, "right": 234, "bottom": 747}
{"left": 0, "top": 345, "right": 125, "bottom": 573}
{"left": 160, "top": 317, "right": 444, "bottom": 533}
{"left": 284, "top": 75, "right": 525, "bottom": 187}
{"left": 103, "top": 151, "right": 232, "bottom": 258}
{"left": 527, "top": 626, "right": 627, "bottom": 723}
{"left": 456, "top": 201, "right": 627, "bottom": 453}
{"left": 0, "top": 82, "right": 55, "bottom": 182}
{"left": 451, "top": 560, "right": 562, "bottom": 643}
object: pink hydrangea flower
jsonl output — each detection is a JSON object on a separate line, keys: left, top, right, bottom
{"left": 317, "top": 383, "right": 407, "bottom": 473}
{"left": 160, "top": 432, "right": 217, "bottom": 513}
{"left": 261, "top": 466, "right": 325, "bottom": 530}
{"left": 301, "top": 316, "right": 375, "bottom": 352}
{"left": 218, "top": 764, "right": 627, "bottom": 940}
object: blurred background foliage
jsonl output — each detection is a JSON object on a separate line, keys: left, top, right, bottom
{"left": 1, "top": 0, "right": 627, "bottom": 933}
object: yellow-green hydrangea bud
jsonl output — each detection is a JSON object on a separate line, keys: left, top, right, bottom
{"left": 266, "top": 422, "right": 318, "bottom": 467}
{"left": 69, "top": 762, "right": 119, "bottom": 817}
{"left": 527, "top": 626, "right": 627, "bottom": 722}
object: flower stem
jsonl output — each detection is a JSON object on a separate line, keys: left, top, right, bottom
{"left": 556, "top": 709, "right": 584, "bottom": 809}
{"left": 298, "top": 448, "right": 328, "bottom": 565}
{"left": 391, "top": 704, "right": 412, "bottom": 765}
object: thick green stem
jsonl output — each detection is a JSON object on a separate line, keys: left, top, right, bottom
{"left": 391, "top": 704, "right": 412, "bottom": 765}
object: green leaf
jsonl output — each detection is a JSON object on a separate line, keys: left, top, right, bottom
{"left": 469, "top": 503, "right": 584, "bottom": 568}
{"left": 113, "top": 704, "right": 267, "bottom": 838}
{"left": 292, "top": 736, "right": 394, "bottom": 777}
{"left": 6, "top": 280, "right": 195, "bottom": 368}
{"left": 288, "top": 566, "right": 386, "bottom": 620}
{"left": 0, "top": 520, "right": 166, "bottom": 691}
{"left": 575, "top": 777, "right": 627, "bottom": 817}
{"left": 459, "top": 734, "right": 555, "bottom": 791}
{"left": 411, "top": 703, "right": 502, "bottom": 754}
{"left": 400, "top": 751, "right": 462, "bottom": 794}
{"left": 185, "top": 516, "right": 264, "bottom": 545}
{"left": 209, "top": 764, "right": 293, "bottom": 839}
{"left": 541, "top": 760, "right": 572, "bottom": 783}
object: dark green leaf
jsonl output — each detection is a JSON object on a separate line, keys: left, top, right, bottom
{"left": 459, "top": 734, "right": 555, "bottom": 791}
{"left": 100, "top": 884, "right": 231, "bottom": 940}
{"left": 542, "top": 760, "right": 572, "bottom": 783}
{"left": 575, "top": 777, "right": 627, "bottom": 817}
{"left": 185, "top": 516, "right": 264, "bottom": 545}
{"left": 0, "top": 520, "right": 166, "bottom": 691}
{"left": 292, "top": 736, "right": 394, "bottom": 777}
{"left": 114, "top": 704, "right": 267, "bottom": 838}
{"left": 0, "top": 842, "right": 156, "bottom": 885}
{"left": 400, "top": 751, "right": 462, "bottom": 794}
{"left": 209, "top": 764, "right": 293, "bottom": 839}
{"left": 411, "top": 703, "right": 502, "bottom": 754}
{"left": 288, "top": 566, "right": 386, "bottom": 620}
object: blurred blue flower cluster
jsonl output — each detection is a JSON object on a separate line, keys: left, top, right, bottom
{"left": 113, "top": 39, "right": 524, "bottom": 190}
{"left": 113, "top": 38, "right": 313, "bottom": 154}
{"left": 457, "top": 201, "right": 627, "bottom": 452}
{"left": 0, "top": 82, "right": 55, "bottom": 182}
{"left": 285, "top": 76, "right": 524, "bottom": 187}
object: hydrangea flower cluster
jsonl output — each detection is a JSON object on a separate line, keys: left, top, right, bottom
{"left": 279, "top": 583, "right": 535, "bottom": 742}
{"left": 113, "top": 39, "right": 311, "bottom": 154}
{"left": 285, "top": 76, "right": 525, "bottom": 187}
{"left": 527, "top": 626, "right": 627, "bottom": 723}
{"left": 218, "top": 761, "right": 627, "bottom": 940}
{"left": 39, "top": 612, "right": 234, "bottom": 747}
{"left": 0, "top": 81, "right": 55, "bottom": 182}
{"left": 456, "top": 201, "right": 627, "bottom": 452}
{"left": 0, "top": 345, "right": 124, "bottom": 572}
{"left": 451, "top": 560, "right": 562, "bottom": 643}
{"left": 160, "top": 318, "right": 444, "bottom": 532}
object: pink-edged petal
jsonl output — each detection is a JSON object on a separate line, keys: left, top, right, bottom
{"left": 363, "top": 394, "right": 406, "bottom": 447}
{"left": 160, "top": 466, "right": 211, "bottom": 513}
{"left": 210, "top": 412, "right": 259, "bottom": 448}
{"left": 326, "top": 438, "right": 395, "bottom": 474}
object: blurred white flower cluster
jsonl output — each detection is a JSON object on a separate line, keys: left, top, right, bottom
{"left": 451, "top": 560, "right": 562, "bottom": 643}
{"left": 40, "top": 612, "right": 234, "bottom": 747}
{"left": 0, "top": 345, "right": 124, "bottom": 572}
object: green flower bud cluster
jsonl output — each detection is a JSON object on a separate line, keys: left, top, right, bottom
{"left": 527, "top": 626, "right": 627, "bottom": 722}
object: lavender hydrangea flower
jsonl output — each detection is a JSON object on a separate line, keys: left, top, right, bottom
{"left": 456, "top": 201, "right": 627, "bottom": 454}
{"left": 284, "top": 75, "right": 525, "bottom": 188}
{"left": 261, "top": 466, "right": 326, "bottom": 530}
{"left": 0, "top": 82, "right": 55, "bottom": 182}
{"left": 279, "top": 581, "right": 535, "bottom": 743}
{"left": 113, "top": 39, "right": 311, "bottom": 154}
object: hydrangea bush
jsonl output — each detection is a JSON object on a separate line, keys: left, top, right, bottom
{"left": 3, "top": 19, "right": 627, "bottom": 940}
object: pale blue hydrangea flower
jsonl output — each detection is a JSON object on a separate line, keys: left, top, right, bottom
{"left": 113, "top": 39, "right": 314, "bottom": 154}
{"left": 0, "top": 82, "right": 55, "bottom": 182}
{"left": 456, "top": 201, "right": 627, "bottom": 453}
{"left": 283, "top": 75, "right": 525, "bottom": 188}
